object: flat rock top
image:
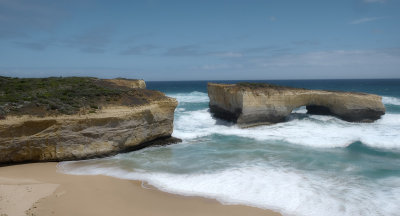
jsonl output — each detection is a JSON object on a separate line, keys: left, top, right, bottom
{"left": 208, "top": 82, "right": 371, "bottom": 96}
{"left": 102, "top": 78, "right": 146, "bottom": 89}
{"left": 0, "top": 77, "right": 169, "bottom": 118}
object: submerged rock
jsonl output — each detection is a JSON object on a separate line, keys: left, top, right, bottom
{"left": 208, "top": 82, "right": 385, "bottom": 127}
{"left": 0, "top": 78, "right": 180, "bottom": 164}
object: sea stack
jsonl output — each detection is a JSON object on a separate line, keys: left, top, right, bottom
{"left": 0, "top": 77, "right": 180, "bottom": 164}
{"left": 208, "top": 82, "right": 385, "bottom": 128}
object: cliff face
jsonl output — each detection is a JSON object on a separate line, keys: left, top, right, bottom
{"left": 208, "top": 83, "right": 385, "bottom": 128}
{"left": 0, "top": 99, "right": 178, "bottom": 163}
{"left": 0, "top": 78, "right": 179, "bottom": 164}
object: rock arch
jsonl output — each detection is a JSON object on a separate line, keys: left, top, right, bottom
{"left": 208, "top": 83, "right": 385, "bottom": 128}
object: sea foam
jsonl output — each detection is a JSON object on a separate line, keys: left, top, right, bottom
{"left": 173, "top": 108, "right": 400, "bottom": 150}
{"left": 58, "top": 91, "right": 400, "bottom": 216}
{"left": 382, "top": 96, "right": 400, "bottom": 106}
{"left": 59, "top": 161, "right": 400, "bottom": 216}
{"left": 171, "top": 92, "right": 400, "bottom": 150}
{"left": 167, "top": 91, "right": 209, "bottom": 104}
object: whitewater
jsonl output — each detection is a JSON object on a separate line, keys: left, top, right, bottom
{"left": 59, "top": 80, "right": 400, "bottom": 216}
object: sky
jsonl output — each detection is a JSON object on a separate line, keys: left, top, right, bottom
{"left": 0, "top": 0, "right": 399, "bottom": 81}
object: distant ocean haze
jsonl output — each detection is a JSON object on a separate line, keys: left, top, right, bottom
{"left": 59, "top": 79, "right": 400, "bottom": 216}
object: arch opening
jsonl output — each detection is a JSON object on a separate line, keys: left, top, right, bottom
{"left": 306, "top": 105, "right": 334, "bottom": 116}
{"left": 288, "top": 105, "right": 335, "bottom": 121}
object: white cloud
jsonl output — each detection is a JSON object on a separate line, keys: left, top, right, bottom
{"left": 2, "top": 48, "right": 399, "bottom": 80}
{"left": 349, "top": 17, "right": 384, "bottom": 25}
{"left": 196, "top": 48, "right": 400, "bottom": 79}
{"left": 258, "top": 49, "right": 400, "bottom": 67}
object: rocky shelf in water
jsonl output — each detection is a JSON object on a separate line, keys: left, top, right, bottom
{"left": 208, "top": 82, "right": 386, "bottom": 128}
{"left": 0, "top": 77, "right": 180, "bottom": 164}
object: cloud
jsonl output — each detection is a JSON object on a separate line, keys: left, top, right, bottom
{"left": 349, "top": 17, "right": 384, "bottom": 24}
{"left": 191, "top": 48, "right": 400, "bottom": 79}
{"left": 257, "top": 49, "right": 400, "bottom": 67}
{"left": 381, "top": 47, "right": 400, "bottom": 55}
{"left": 241, "top": 46, "right": 275, "bottom": 54}
{"left": 198, "top": 63, "right": 243, "bottom": 71}
{"left": 13, "top": 41, "right": 48, "bottom": 51}
{"left": 63, "top": 26, "right": 114, "bottom": 53}
{"left": 204, "top": 48, "right": 400, "bottom": 69}
{"left": 0, "top": 1, "right": 111, "bottom": 53}
{"left": 292, "top": 40, "right": 319, "bottom": 46}
{"left": 79, "top": 47, "right": 106, "bottom": 54}
{"left": 2, "top": 48, "right": 400, "bottom": 80}
{"left": 120, "top": 44, "right": 158, "bottom": 55}
{"left": 209, "top": 52, "right": 243, "bottom": 58}
{"left": 164, "top": 45, "right": 247, "bottom": 58}
{"left": 0, "top": 0, "right": 67, "bottom": 39}
{"left": 12, "top": 37, "right": 57, "bottom": 51}
{"left": 164, "top": 45, "right": 202, "bottom": 56}
{"left": 11, "top": 26, "right": 114, "bottom": 53}
{"left": 163, "top": 45, "right": 239, "bottom": 58}
{"left": 163, "top": 44, "right": 292, "bottom": 59}
{"left": 236, "top": 46, "right": 293, "bottom": 57}
{"left": 121, "top": 33, "right": 155, "bottom": 44}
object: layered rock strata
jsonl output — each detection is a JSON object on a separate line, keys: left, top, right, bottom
{"left": 0, "top": 99, "right": 179, "bottom": 163}
{"left": 0, "top": 79, "right": 179, "bottom": 164}
{"left": 208, "top": 83, "right": 385, "bottom": 127}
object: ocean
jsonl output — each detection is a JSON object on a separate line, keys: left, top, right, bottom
{"left": 59, "top": 79, "right": 400, "bottom": 216}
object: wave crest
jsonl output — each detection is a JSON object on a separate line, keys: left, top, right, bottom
{"left": 167, "top": 91, "right": 209, "bottom": 104}
{"left": 58, "top": 162, "right": 400, "bottom": 216}
{"left": 383, "top": 96, "right": 400, "bottom": 106}
{"left": 173, "top": 109, "right": 400, "bottom": 150}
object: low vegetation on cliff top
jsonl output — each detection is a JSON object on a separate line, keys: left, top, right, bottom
{"left": 0, "top": 76, "right": 164, "bottom": 118}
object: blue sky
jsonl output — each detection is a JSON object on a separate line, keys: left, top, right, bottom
{"left": 0, "top": 0, "right": 399, "bottom": 80}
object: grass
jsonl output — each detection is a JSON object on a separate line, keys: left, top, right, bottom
{"left": 0, "top": 76, "right": 125, "bottom": 116}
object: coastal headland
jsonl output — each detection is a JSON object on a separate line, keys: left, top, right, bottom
{"left": 0, "top": 77, "right": 180, "bottom": 163}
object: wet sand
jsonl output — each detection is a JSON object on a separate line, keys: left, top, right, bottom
{"left": 0, "top": 162, "right": 281, "bottom": 216}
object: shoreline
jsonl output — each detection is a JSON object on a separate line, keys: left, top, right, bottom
{"left": 0, "top": 162, "right": 281, "bottom": 216}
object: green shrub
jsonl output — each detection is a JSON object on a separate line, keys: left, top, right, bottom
{"left": 0, "top": 76, "right": 126, "bottom": 115}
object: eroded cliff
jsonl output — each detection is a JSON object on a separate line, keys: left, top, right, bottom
{"left": 0, "top": 77, "right": 179, "bottom": 164}
{"left": 208, "top": 83, "right": 385, "bottom": 127}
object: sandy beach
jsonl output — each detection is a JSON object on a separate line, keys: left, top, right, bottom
{"left": 0, "top": 163, "right": 280, "bottom": 216}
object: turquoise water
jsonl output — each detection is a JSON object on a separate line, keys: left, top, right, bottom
{"left": 59, "top": 80, "right": 400, "bottom": 216}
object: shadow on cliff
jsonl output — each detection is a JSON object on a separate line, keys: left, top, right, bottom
{"left": 207, "top": 109, "right": 236, "bottom": 126}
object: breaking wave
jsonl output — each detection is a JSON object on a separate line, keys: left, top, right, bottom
{"left": 59, "top": 90, "right": 400, "bottom": 216}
